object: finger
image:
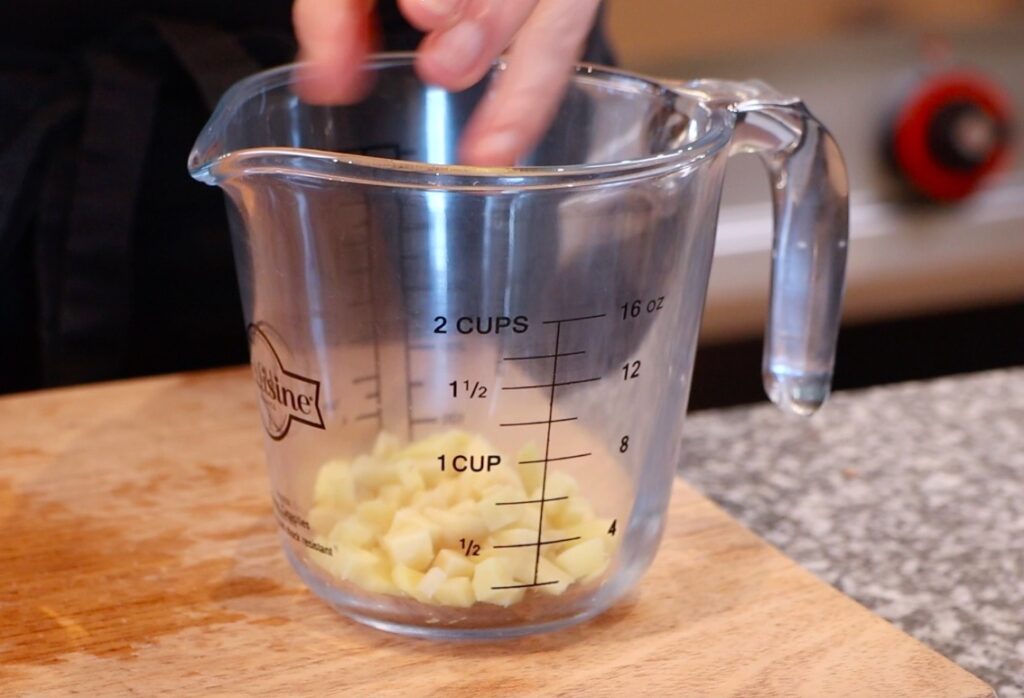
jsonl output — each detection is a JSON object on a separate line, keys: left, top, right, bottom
{"left": 293, "top": 0, "right": 377, "bottom": 104}
{"left": 458, "top": 0, "right": 600, "bottom": 165}
{"left": 414, "top": 0, "right": 539, "bottom": 92}
{"left": 396, "top": 0, "right": 467, "bottom": 32}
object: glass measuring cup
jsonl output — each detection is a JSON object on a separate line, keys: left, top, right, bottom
{"left": 189, "top": 54, "right": 848, "bottom": 638}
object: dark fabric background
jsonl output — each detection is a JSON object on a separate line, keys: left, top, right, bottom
{"left": 0, "top": 2, "right": 614, "bottom": 394}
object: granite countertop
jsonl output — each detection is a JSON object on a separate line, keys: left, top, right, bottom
{"left": 680, "top": 368, "right": 1024, "bottom": 697}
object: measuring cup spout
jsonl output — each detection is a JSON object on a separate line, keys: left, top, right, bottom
{"left": 187, "top": 68, "right": 299, "bottom": 186}
{"left": 679, "top": 80, "right": 849, "bottom": 415}
{"left": 188, "top": 100, "right": 230, "bottom": 185}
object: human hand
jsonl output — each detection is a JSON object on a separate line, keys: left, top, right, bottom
{"left": 292, "top": 0, "right": 602, "bottom": 165}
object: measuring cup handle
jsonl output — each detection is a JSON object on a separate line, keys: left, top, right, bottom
{"left": 681, "top": 80, "right": 850, "bottom": 415}
{"left": 735, "top": 97, "right": 848, "bottom": 415}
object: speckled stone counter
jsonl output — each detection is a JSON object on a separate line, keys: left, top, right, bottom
{"left": 680, "top": 368, "right": 1024, "bottom": 698}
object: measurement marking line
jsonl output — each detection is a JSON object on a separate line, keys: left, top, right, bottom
{"left": 352, "top": 375, "right": 377, "bottom": 384}
{"left": 499, "top": 417, "right": 577, "bottom": 427}
{"left": 532, "top": 322, "right": 563, "bottom": 584}
{"left": 364, "top": 230, "right": 384, "bottom": 417}
{"left": 495, "top": 496, "right": 569, "bottom": 506}
{"left": 355, "top": 410, "right": 382, "bottom": 421}
{"left": 519, "top": 452, "right": 591, "bottom": 465}
{"left": 490, "top": 581, "right": 560, "bottom": 590}
{"left": 494, "top": 536, "right": 581, "bottom": 550}
{"left": 502, "top": 377, "right": 601, "bottom": 390}
{"left": 542, "top": 313, "right": 607, "bottom": 325}
{"left": 555, "top": 376, "right": 601, "bottom": 387}
{"left": 502, "top": 350, "right": 585, "bottom": 361}
{"left": 410, "top": 417, "right": 438, "bottom": 425}
{"left": 365, "top": 392, "right": 379, "bottom": 400}
{"left": 400, "top": 219, "right": 415, "bottom": 441}
{"left": 409, "top": 380, "right": 424, "bottom": 388}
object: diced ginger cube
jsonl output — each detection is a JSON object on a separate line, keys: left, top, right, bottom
{"left": 516, "top": 459, "right": 544, "bottom": 494}
{"left": 421, "top": 507, "right": 487, "bottom": 549}
{"left": 313, "top": 460, "right": 355, "bottom": 509}
{"left": 308, "top": 505, "right": 341, "bottom": 535}
{"left": 372, "top": 431, "right": 401, "bottom": 459}
{"left": 434, "top": 577, "right": 475, "bottom": 608}
{"left": 332, "top": 545, "right": 376, "bottom": 580}
{"left": 454, "top": 473, "right": 477, "bottom": 501}
{"left": 415, "top": 458, "right": 445, "bottom": 488}
{"left": 388, "top": 507, "right": 441, "bottom": 546}
{"left": 334, "top": 546, "right": 393, "bottom": 592}
{"left": 412, "top": 479, "right": 458, "bottom": 509}
{"left": 489, "top": 528, "right": 540, "bottom": 582}
{"left": 398, "top": 467, "right": 425, "bottom": 496}
{"left": 555, "top": 539, "right": 608, "bottom": 581}
{"left": 478, "top": 488, "right": 523, "bottom": 532}
{"left": 566, "top": 519, "right": 618, "bottom": 554}
{"left": 530, "top": 471, "right": 578, "bottom": 519}
{"left": 392, "top": 564, "right": 426, "bottom": 600}
{"left": 555, "top": 498, "right": 595, "bottom": 528}
{"left": 355, "top": 499, "right": 395, "bottom": 534}
{"left": 333, "top": 545, "right": 374, "bottom": 576}
{"left": 536, "top": 527, "right": 573, "bottom": 557}
{"left": 417, "top": 567, "right": 447, "bottom": 600}
{"left": 382, "top": 526, "right": 434, "bottom": 572}
{"left": 493, "top": 466, "right": 527, "bottom": 492}
{"left": 516, "top": 503, "right": 541, "bottom": 529}
{"left": 379, "top": 484, "right": 404, "bottom": 507}
{"left": 451, "top": 498, "right": 480, "bottom": 515}
{"left": 351, "top": 457, "right": 399, "bottom": 489}
{"left": 535, "top": 557, "right": 573, "bottom": 596}
{"left": 389, "top": 507, "right": 428, "bottom": 529}
{"left": 472, "top": 557, "right": 524, "bottom": 607}
{"left": 329, "top": 515, "right": 376, "bottom": 548}
{"left": 489, "top": 526, "right": 537, "bottom": 547}
{"left": 433, "top": 548, "right": 476, "bottom": 578}
{"left": 545, "top": 469, "right": 579, "bottom": 495}
{"left": 355, "top": 566, "right": 396, "bottom": 594}
{"left": 479, "top": 477, "right": 526, "bottom": 501}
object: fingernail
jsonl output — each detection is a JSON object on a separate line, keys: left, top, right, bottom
{"left": 468, "top": 129, "right": 520, "bottom": 165}
{"left": 419, "top": 0, "right": 461, "bottom": 18}
{"left": 431, "top": 20, "right": 486, "bottom": 75}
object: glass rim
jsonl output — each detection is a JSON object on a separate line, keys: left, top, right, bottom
{"left": 189, "top": 53, "right": 735, "bottom": 190}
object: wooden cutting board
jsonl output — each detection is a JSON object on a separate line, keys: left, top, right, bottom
{"left": 0, "top": 369, "right": 992, "bottom": 697}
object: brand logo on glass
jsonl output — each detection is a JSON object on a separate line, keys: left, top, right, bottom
{"left": 248, "top": 323, "right": 325, "bottom": 440}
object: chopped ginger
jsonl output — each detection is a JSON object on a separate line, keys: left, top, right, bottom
{"left": 308, "top": 429, "right": 616, "bottom": 608}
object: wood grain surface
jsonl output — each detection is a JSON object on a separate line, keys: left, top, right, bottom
{"left": 0, "top": 369, "right": 993, "bottom": 697}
